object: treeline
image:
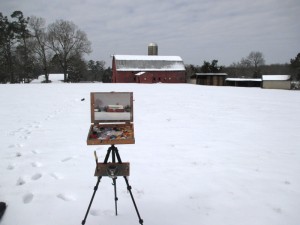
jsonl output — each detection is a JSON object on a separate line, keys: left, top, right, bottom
{"left": 186, "top": 51, "right": 300, "bottom": 81}
{"left": 1, "top": 11, "right": 299, "bottom": 84}
{"left": 0, "top": 11, "right": 112, "bottom": 83}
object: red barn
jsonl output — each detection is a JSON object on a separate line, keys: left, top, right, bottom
{"left": 112, "top": 55, "right": 186, "bottom": 83}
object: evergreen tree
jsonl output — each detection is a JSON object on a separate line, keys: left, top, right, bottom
{"left": 0, "top": 12, "right": 16, "bottom": 83}
{"left": 290, "top": 53, "right": 300, "bottom": 80}
{"left": 11, "top": 11, "right": 32, "bottom": 82}
{"left": 200, "top": 60, "right": 222, "bottom": 73}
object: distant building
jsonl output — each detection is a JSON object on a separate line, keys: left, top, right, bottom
{"left": 262, "top": 75, "right": 291, "bottom": 90}
{"left": 226, "top": 78, "right": 262, "bottom": 87}
{"left": 112, "top": 55, "right": 186, "bottom": 83}
{"left": 194, "top": 73, "right": 227, "bottom": 86}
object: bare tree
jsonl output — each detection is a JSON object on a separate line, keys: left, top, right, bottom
{"left": 47, "top": 20, "right": 91, "bottom": 82}
{"left": 246, "top": 51, "right": 265, "bottom": 68}
{"left": 29, "top": 16, "right": 52, "bottom": 82}
{"left": 230, "top": 51, "right": 265, "bottom": 78}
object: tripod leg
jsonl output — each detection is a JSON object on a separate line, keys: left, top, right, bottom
{"left": 111, "top": 146, "right": 118, "bottom": 216}
{"left": 112, "top": 177, "right": 118, "bottom": 215}
{"left": 123, "top": 176, "right": 144, "bottom": 225}
{"left": 81, "top": 176, "right": 102, "bottom": 225}
{"left": 114, "top": 146, "right": 143, "bottom": 224}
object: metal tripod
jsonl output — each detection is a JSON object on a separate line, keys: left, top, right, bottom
{"left": 81, "top": 145, "right": 144, "bottom": 225}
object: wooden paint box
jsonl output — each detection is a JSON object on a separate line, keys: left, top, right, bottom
{"left": 87, "top": 92, "right": 135, "bottom": 145}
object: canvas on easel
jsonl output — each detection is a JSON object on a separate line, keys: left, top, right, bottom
{"left": 87, "top": 92, "right": 135, "bottom": 145}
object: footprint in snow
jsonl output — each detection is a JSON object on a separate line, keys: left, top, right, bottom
{"left": 90, "top": 209, "right": 114, "bottom": 216}
{"left": 57, "top": 193, "right": 76, "bottom": 201}
{"left": 23, "top": 193, "right": 34, "bottom": 204}
{"left": 16, "top": 177, "right": 26, "bottom": 186}
{"left": 19, "top": 134, "right": 30, "bottom": 140}
{"left": 30, "top": 121, "right": 41, "bottom": 129}
{"left": 7, "top": 164, "right": 15, "bottom": 170}
{"left": 61, "top": 156, "right": 76, "bottom": 162}
{"left": 50, "top": 173, "right": 64, "bottom": 180}
{"left": 32, "top": 149, "right": 40, "bottom": 154}
{"left": 9, "top": 143, "right": 24, "bottom": 148}
{"left": 31, "top": 162, "right": 43, "bottom": 167}
{"left": 90, "top": 209, "right": 102, "bottom": 216}
{"left": 31, "top": 173, "right": 42, "bottom": 181}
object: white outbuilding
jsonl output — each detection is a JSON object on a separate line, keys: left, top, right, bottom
{"left": 262, "top": 75, "right": 291, "bottom": 90}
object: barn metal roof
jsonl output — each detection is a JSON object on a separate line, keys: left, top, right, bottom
{"left": 114, "top": 55, "right": 185, "bottom": 71}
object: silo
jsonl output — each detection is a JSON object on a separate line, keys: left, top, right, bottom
{"left": 148, "top": 42, "right": 158, "bottom": 55}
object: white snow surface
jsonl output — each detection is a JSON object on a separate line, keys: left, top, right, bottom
{"left": 114, "top": 55, "right": 185, "bottom": 71}
{"left": 31, "top": 74, "right": 65, "bottom": 83}
{"left": 262, "top": 75, "right": 291, "bottom": 81}
{"left": 226, "top": 78, "right": 262, "bottom": 82}
{"left": 0, "top": 83, "right": 300, "bottom": 225}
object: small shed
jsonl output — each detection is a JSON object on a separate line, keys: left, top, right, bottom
{"left": 195, "top": 73, "right": 227, "bottom": 86}
{"left": 262, "top": 75, "right": 291, "bottom": 90}
{"left": 226, "top": 78, "right": 262, "bottom": 87}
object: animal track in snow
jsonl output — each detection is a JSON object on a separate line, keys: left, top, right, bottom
{"left": 57, "top": 193, "right": 76, "bottom": 201}
{"left": 23, "top": 193, "right": 34, "bottom": 204}
{"left": 31, "top": 173, "right": 42, "bottom": 180}
{"left": 9, "top": 127, "right": 33, "bottom": 139}
{"left": 29, "top": 121, "right": 41, "bottom": 129}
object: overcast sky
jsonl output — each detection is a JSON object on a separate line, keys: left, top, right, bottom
{"left": 1, "top": 0, "right": 300, "bottom": 67}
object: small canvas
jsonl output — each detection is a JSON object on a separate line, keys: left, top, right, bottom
{"left": 87, "top": 92, "right": 135, "bottom": 145}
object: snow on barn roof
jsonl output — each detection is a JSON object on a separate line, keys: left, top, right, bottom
{"left": 262, "top": 75, "right": 291, "bottom": 81}
{"left": 226, "top": 78, "right": 262, "bottom": 82}
{"left": 114, "top": 55, "right": 185, "bottom": 71}
{"left": 195, "top": 73, "right": 227, "bottom": 76}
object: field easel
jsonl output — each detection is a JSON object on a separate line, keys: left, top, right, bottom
{"left": 81, "top": 144, "right": 144, "bottom": 225}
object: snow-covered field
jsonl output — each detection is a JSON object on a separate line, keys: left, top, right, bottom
{"left": 0, "top": 83, "right": 300, "bottom": 225}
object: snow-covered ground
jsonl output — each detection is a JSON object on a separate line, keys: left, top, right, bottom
{"left": 30, "top": 74, "right": 64, "bottom": 83}
{"left": 0, "top": 83, "right": 300, "bottom": 225}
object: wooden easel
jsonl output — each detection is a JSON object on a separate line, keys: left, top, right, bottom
{"left": 81, "top": 145, "right": 143, "bottom": 225}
